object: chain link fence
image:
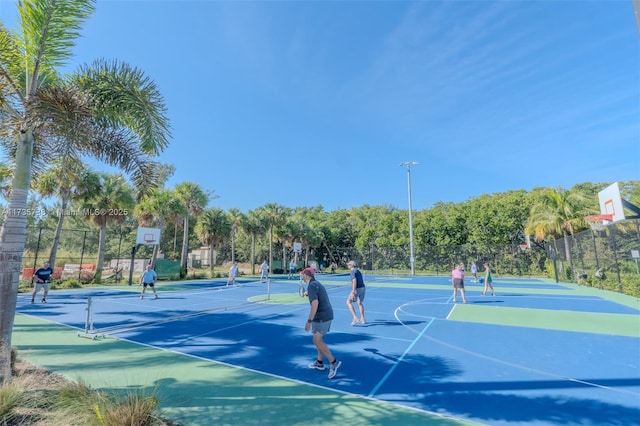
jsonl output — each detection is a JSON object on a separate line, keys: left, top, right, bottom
{"left": 548, "top": 218, "right": 640, "bottom": 295}
{"left": 21, "top": 225, "right": 154, "bottom": 282}
{"left": 19, "top": 219, "right": 640, "bottom": 296}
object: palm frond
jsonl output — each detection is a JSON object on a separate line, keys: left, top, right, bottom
{"left": 18, "top": 0, "right": 95, "bottom": 90}
{"left": 72, "top": 59, "right": 171, "bottom": 155}
{"left": 75, "top": 126, "right": 161, "bottom": 200}
{"left": 0, "top": 24, "right": 27, "bottom": 102}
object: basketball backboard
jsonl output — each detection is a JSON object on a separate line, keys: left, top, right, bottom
{"left": 136, "top": 226, "right": 161, "bottom": 245}
{"left": 598, "top": 182, "right": 625, "bottom": 223}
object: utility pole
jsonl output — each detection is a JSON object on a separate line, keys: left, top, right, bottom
{"left": 400, "top": 161, "right": 418, "bottom": 275}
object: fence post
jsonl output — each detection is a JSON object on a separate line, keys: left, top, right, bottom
{"left": 608, "top": 230, "right": 622, "bottom": 289}
{"left": 78, "top": 230, "right": 87, "bottom": 280}
{"left": 592, "top": 231, "right": 600, "bottom": 270}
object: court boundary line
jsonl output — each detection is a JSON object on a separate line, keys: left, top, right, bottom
{"left": 393, "top": 300, "right": 640, "bottom": 398}
{"left": 367, "top": 318, "right": 436, "bottom": 397}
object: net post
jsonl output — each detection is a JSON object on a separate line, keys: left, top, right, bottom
{"left": 77, "top": 296, "right": 102, "bottom": 340}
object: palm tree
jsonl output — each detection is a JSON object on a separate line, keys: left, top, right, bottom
{"left": 174, "top": 182, "right": 209, "bottom": 275}
{"left": 195, "top": 208, "right": 230, "bottom": 272}
{"left": 226, "top": 208, "right": 245, "bottom": 264}
{"left": 243, "top": 210, "right": 267, "bottom": 275}
{"left": 33, "top": 159, "right": 99, "bottom": 267}
{"left": 256, "top": 203, "right": 288, "bottom": 273}
{"left": 0, "top": 1, "right": 171, "bottom": 382}
{"left": 135, "top": 188, "right": 183, "bottom": 267}
{"left": 81, "top": 173, "right": 135, "bottom": 283}
{"left": 526, "top": 187, "right": 589, "bottom": 270}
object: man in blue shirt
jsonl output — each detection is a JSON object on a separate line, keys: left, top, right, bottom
{"left": 303, "top": 268, "right": 342, "bottom": 379}
{"left": 32, "top": 261, "right": 53, "bottom": 303}
{"left": 346, "top": 260, "right": 366, "bottom": 325}
{"left": 139, "top": 264, "right": 158, "bottom": 299}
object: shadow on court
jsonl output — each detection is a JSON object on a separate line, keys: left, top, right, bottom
{"left": 12, "top": 276, "right": 640, "bottom": 426}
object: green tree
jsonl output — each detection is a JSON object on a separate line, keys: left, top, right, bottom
{"left": 0, "top": 0, "right": 170, "bottom": 384}
{"left": 174, "top": 182, "right": 209, "bottom": 275}
{"left": 256, "top": 203, "right": 288, "bottom": 272}
{"left": 135, "top": 188, "right": 183, "bottom": 266}
{"left": 81, "top": 173, "right": 135, "bottom": 282}
{"left": 243, "top": 210, "right": 267, "bottom": 274}
{"left": 226, "top": 208, "right": 244, "bottom": 263}
{"left": 33, "top": 159, "right": 99, "bottom": 267}
{"left": 526, "top": 187, "right": 589, "bottom": 269}
{"left": 195, "top": 208, "right": 230, "bottom": 272}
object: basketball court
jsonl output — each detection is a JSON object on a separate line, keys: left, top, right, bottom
{"left": 12, "top": 272, "right": 640, "bottom": 426}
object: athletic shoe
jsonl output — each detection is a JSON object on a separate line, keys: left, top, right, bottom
{"left": 154, "top": 295, "right": 158, "bottom": 299}
{"left": 351, "top": 319, "right": 359, "bottom": 326}
{"left": 41, "top": 299, "right": 46, "bottom": 303}
{"left": 31, "top": 299, "right": 34, "bottom": 304}
{"left": 140, "top": 295, "right": 143, "bottom": 299}
{"left": 359, "top": 319, "right": 366, "bottom": 325}
{"left": 328, "top": 360, "right": 342, "bottom": 379}
{"left": 309, "top": 360, "right": 325, "bottom": 370}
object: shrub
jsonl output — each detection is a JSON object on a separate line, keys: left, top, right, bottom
{"left": 0, "top": 383, "right": 23, "bottom": 423}
{"left": 55, "top": 379, "right": 164, "bottom": 426}
{"left": 57, "top": 279, "right": 83, "bottom": 289}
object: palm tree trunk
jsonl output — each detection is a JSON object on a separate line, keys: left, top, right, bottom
{"left": 562, "top": 230, "right": 573, "bottom": 269}
{"left": 94, "top": 220, "right": 107, "bottom": 283}
{"left": 181, "top": 216, "right": 190, "bottom": 273}
{"left": 48, "top": 195, "right": 69, "bottom": 267}
{"left": 282, "top": 242, "right": 286, "bottom": 275}
{"left": 209, "top": 242, "right": 214, "bottom": 272}
{"left": 231, "top": 226, "right": 236, "bottom": 263}
{"left": 0, "top": 129, "right": 34, "bottom": 384}
{"left": 269, "top": 226, "right": 273, "bottom": 272}
{"left": 251, "top": 233, "right": 256, "bottom": 274}
{"left": 150, "top": 225, "right": 164, "bottom": 267}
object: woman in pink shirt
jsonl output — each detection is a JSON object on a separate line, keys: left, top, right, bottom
{"left": 451, "top": 263, "right": 467, "bottom": 303}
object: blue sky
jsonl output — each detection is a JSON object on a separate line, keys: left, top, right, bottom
{"left": 1, "top": 0, "right": 638, "bottom": 213}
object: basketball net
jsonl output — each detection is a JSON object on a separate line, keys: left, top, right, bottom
{"left": 584, "top": 214, "right": 613, "bottom": 232}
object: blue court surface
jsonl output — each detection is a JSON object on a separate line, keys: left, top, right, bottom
{"left": 15, "top": 274, "right": 640, "bottom": 425}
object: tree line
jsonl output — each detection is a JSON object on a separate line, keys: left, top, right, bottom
{"left": 7, "top": 174, "right": 638, "bottom": 281}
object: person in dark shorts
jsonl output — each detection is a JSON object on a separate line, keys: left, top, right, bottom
{"left": 451, "top": 263, "right": 467, "bottom": 303}
{"left": 346, "top": 260, "right": 366, "bottom": 325}
{"left": 303, "top": 268, "right": 342, "bottom": 379}
{"left": 140, "top": 264, "right": 158, "bottom": 299}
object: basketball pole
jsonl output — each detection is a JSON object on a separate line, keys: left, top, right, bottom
{"left": 400, "top": 161, "right": 418, "bottom": 276}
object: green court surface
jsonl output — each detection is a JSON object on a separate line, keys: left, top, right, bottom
{"left": 11, "top": 314, "right": 474, "bottom": 426}
{"left": 449, "top": 305, "right": 640, "bottom": 337}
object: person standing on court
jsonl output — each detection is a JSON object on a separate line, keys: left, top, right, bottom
{"left": 31, "top": 261, "right": 53, "bottom": 303}
{"left": 303, "top": 267, "right": 342, "bottom": 379}
{"left": 482, "top": 263, "right": 495, "bottom": 296}
{"left": 346, "top": 260, "right": 366, "bottom": 325}
{"left": 259, "top": 260, "right": 269, "bottom": 283}
{"left": 470, "top": 261, "right": 478, "bottom": 283}
{"left": 288, "top": 259, "right": 296, "bottom": 279}
{"left": 140, "top": 264, "right": 158, "bottom": 299}
{"left": 451, "top": 263, "right": 467, "bottom": 303}
{"left": 227, "top": 262, "right": 238, "bottom": 286}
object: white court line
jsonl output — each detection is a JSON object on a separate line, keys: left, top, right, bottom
{"left": 390, "top": 299, "right": 640, "bottom": 397}
{"left": 367, "top": 318, "right": 436, "bottom": 397}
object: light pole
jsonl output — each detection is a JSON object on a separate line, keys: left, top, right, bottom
{"left": 400, "top": 161, "right": 418, "bottom": 275}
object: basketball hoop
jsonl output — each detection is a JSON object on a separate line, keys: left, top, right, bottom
{"left": 584, "top": 214, "right": 613, "bottom": 231}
